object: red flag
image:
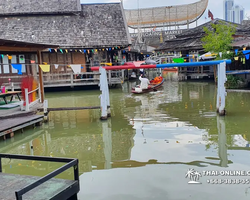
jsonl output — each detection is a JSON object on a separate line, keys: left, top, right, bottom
{"left": 208, "top": 9, "right": 214, "bottom": 20}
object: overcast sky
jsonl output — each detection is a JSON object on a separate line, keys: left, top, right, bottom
{"left": 81, "top": 0, "right": 249, "bottom": 29}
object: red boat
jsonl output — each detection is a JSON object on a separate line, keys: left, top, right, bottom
{"left": 131, "top": 78, "right": 165, "bottom": 94}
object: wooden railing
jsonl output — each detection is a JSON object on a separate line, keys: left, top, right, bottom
{"left": 22, "top": 84, "right": 41, "bottom": 111}
{"left": 0, "top": 70, "right": 125, "bottom": 89}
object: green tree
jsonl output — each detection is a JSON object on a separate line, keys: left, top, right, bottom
{"left": 201, "top": 22, "right": 237, "bottom": 60}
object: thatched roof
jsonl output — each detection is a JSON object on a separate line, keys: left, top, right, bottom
{"left": 0, "top": 2, "right": 131, "bottom": 48}
{"left": 157, "top": 19, "right": 245, "bottom": 52}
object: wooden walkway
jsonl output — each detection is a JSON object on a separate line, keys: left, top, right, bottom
{"left": 0, "top": 154, "right": 79, "bottom": 200}
{"left": 0, "top": 173, "right": 78, "bottom": 200}
{"left": 0, "top": 115, "right": 44, "bottom": 139}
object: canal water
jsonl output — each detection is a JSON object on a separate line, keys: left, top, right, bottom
{"left": 1, "top": 72, "right": 250, "bottom": 200}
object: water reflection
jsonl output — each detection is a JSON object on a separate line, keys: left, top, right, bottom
{"left": 1, "top": 79, "right": 250, "bottom": 199}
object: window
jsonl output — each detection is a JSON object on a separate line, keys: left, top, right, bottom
{"left": 11, "top": 55, "right": 18, "bottom": 73}
{"left": 3, "top": 55, "right": 9, "bottom": 74}
{"left": 19, "top": 55, "right": 26, "bottom": 73}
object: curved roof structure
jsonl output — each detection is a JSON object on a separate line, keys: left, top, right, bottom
{"left": 125, "top": 0, "right": 208, "bottom": 29}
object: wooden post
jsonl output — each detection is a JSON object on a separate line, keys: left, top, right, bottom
{"left": 44, "top": 99, "right": 49, "bottom": 122}
{"left": 70, "top": 73, "right": 74, "bottom": 88}
{"left": 99, "top": 67, "right": 108, "bottom": 120}
{"left": 25, "top": 88, "right": 29, "bottom": 111}
{"left": 216, "top": 61, "right": 227, "bottom": 116}
{"left": 37, "top": 50, "right": 44, "bottom": 103}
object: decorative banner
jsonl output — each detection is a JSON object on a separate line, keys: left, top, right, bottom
{"left": 219, "top": 52, "right": 222, "bottom": 57}
{"left": 243, "top": 47, "right": 246, "bottom": 50}
{"left": 87, "top": 50, "right": 90, "bottom": 54}
{"left": 49, "top": 48, "right": 52, "bottom": 52}
{"left": 234, "top": 57, "right": 239, "bottom": 61}
{"left": 30, "top": 60, "right": 35, "bottom": 64}
{"left": 70, "top": 64, "right": 81, "bottom": 74}
{"left": 54, "top": 49, "right": 57, "bottom": 52}
{"left": 1, "top": 54, "right": 3, "bottom": 58}
{"left": 190, "top": 59, "right": 193, "bottom": 62}
{"left": 235, "top": 49, "right": 238, "bottom": 55}
{"left": 39, "top": 65, "right": 50, "bottom": 72}
{"left": 66, "top": 49, "right": 68, "bottom": 53}
{"left": 246, "top": 54, "right": 250, "bottom": 60}
{"left": 11, "top": 64, "right": 22, "bottom": 75}
{"left": 54, "top": 64, "right": 59, "bottom": 69}
{"left": 243, "top": 50, "right": 250, "bottom": 54}
{"left": 173, "top": 58, "right": 184, "bottom": 63}
{"left": 84, "top": 50, "right": 86, "bottom": 53}
{"left": 128, "top": 47, "right": 131, "bottom": 51}
{"left": 60, "top": 49, "right": 63, "bottom": 53}
{"left": 186, "top": 54, "right": 189, "bottom": 57}
{"left": 8, "top": 55, "right": 12, "bottom": 60}
{"left": 192, "top": 55, "right": 195, "bottom": 58}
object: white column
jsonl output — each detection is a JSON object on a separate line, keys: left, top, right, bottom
{"left": 217, "top": 61, "right": 227, "bottom": 115}
{"left": 99, "top": 67, "right": 108, "bottom": 119}
{"left": 25, "top": 88, "right": 29, "bottom": 111}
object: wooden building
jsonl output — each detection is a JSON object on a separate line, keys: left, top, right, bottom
{"left": 0, "top": 0, "right": 131, "bottom": 88}
{"left": 156, "top": 19, "right": 250, "bottom": 80}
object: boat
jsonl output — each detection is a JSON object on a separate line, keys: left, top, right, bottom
{"left": 131, "top": 76, "right": 165, "bottom": 94}
{"left": 163, "top": 67, "right": 178, "bottom": 72}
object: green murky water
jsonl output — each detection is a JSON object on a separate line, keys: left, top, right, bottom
{"left": 1, "top": 72, "right": 250, "bottom": 200}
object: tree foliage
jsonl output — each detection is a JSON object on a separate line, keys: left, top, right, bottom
{"left": 201, "top": 22, "right": 237, "bottom": 59}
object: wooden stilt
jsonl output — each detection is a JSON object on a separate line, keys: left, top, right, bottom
{"left": 99, "top": 67, "right": 110, "bottom": 120}
{"left": 216, "top": 61, "right": 227, "bottom": 116}
{"left": 37, "top": 50, "right": 44, "bottom": 103}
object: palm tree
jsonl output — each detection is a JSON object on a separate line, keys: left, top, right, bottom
{"left": 194, "top": 171, "right": 202, "bottom": 182}
{"left": 185, "top": 169, "right": 195, "bottom": 181}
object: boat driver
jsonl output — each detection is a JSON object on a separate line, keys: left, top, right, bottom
{"left": 139, "top": 74, "right": 150, "bottom": 89}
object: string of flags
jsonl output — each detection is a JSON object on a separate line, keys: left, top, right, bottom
{"left": 47, "top": 46, "right": 128, "bottom": 54}
{"left": 38, "top": 64, "right": 84, "bottom": 73}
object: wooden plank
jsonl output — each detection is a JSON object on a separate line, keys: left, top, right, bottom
{"left": 0, "top": 173, "right": 78, "bottom": 200}
{"left": 0, "top": 115, "right": 43, "bottom": 134}
{"left": 38, "top": 106, "right": 102, "bottom": 112}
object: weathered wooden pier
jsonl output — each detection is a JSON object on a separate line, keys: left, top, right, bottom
{"left": 0, "top": 114, "right": 43, "bottom": 140}
{"left": 0, "top": 154, "right": 79, "bottom": 200}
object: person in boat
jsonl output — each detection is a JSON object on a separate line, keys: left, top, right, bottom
{"left": 139, "top": 74, "right": 150, "bottom": 89}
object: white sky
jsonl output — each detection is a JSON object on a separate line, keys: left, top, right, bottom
{"left": 81, "top": 0, "right": 249, "bottom": 29}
